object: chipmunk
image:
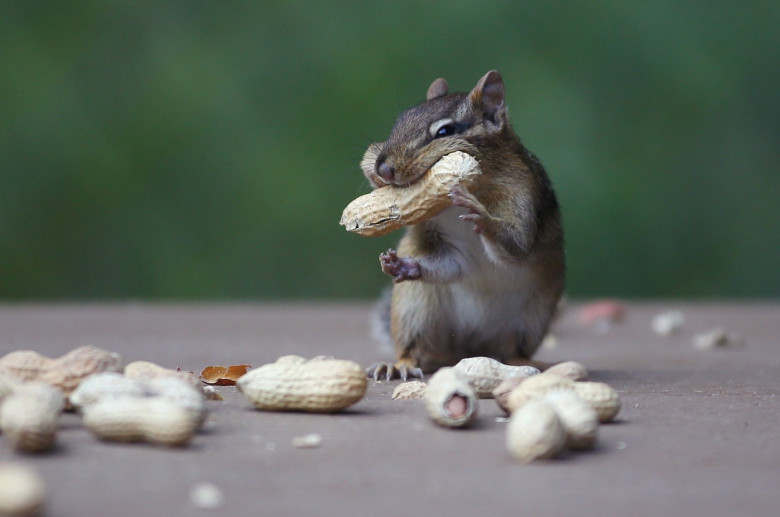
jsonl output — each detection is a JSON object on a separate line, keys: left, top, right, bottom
{"left": 362, "top": 70, "right": 565, "bottom": 381}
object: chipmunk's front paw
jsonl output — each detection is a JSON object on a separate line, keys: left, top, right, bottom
{"left": 366, "top": 361, "right": 424, "bottom": 381}
{"left": 380, "top": 249, "right": 422, "bottom": 282}
{"left": 448, "top": 185, "right": 492, "bottom": 234}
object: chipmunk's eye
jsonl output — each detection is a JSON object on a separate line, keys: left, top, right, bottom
{"left": 436, "top": 124, "right": 455, "bottom": 137}
{"left": 430, "top": 118, "right": 456, "bottom": 139}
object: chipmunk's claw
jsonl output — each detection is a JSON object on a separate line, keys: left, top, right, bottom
{"left": 379, "top": 249, "right": 422, "bottom": 282}
{"left": 449, "top": 185, "right": 491, "bottom": 234}
{"left": 366, "top": 362, "right": 424, "bottom": 381}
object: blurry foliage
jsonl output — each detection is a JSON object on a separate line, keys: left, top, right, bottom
{"left": 0, "top": 1, "right": 777, "bottom": 300}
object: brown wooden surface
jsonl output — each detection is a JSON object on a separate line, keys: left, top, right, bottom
{"left": 0, "top": 302, "right": 778, "bottom": 516}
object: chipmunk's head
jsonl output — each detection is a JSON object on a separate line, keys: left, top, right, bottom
{"left": 362, "top": 70, "right": 509, "bottom": 187}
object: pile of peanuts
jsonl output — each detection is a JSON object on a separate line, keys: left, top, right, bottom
{"left": 0, "top": 342, "right": 618, "bottom": 514}
{"left": 0, "top": 347, "right": 369, "bottom": 514}
{"left": 394, "top": 356, "right": 621, "bottom": 463}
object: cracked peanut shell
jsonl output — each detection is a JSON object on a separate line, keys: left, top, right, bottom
{"left": 423, "top": 367, "right": 478, "bottom": 428}
{"left": 391, "top": 380, "right": 428, "bottom": 400}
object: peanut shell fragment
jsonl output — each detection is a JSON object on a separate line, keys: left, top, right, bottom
{"left": 391, "top": 380, "right": 427, "bottom": 400}
{"left": 237, "top": 357, "right": 367, "bottom": 413}
{"left": 340, "top": 151, "right": 482, "bottom": 237}
{"left": 199, "top": 364, "right": 251, "bottom": 385}
{"left": 651, "top": 310, "right": 685, "bottom": 336}
{"left": 291, "top": 433, "right": 323, "bottom": 449}
{"left": 692, "top": 327, "right": 745, "bottom": 350}
{"left": 189, "top": 482, "right": 225, "bottom": 511}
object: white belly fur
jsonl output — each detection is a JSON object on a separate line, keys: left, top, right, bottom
{"left": 431, "top": 206, "right": 539, "bottom": 347}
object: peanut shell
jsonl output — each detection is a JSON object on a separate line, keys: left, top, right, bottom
{"left": 70, "top": 372, "right": 207, "bottom": 426}
{"left": 544, "top": 390, "right": 599, "bottom": 449}
{"left": 199, "top": 364, "right": 250, "bottom": 385}
{"left": 452, "top": 357, "right": 539, "bottom": 398}
{"left": 573, "top": 381, "right": 622, "bottom": 423}
{"left": 0, "top": 351, "right": 51, "bottom": 382}
{"left": 82, "top": 397, "right": 199, "bottom": 447}
{"left": 492, "top": 377, "right": 524, "bottom": 413}
{"left": 0, "top": 383, "right": 63, "bottom": 453}
{"left": 124, "top": 360, "right": 202, "bottom": 391}
{"left": 692, "top": 327, "right": 745, "bottom": 350}
{"left": 340, "top": 151, "right": 481, "bottom": 237}
{"left": 0, "top": 463, "right": 46, "bottom": 516}
{"left": 505, "top": 374, "right": 576, "bottom": 413}
{"left": 146, "top": 377, "right": 208, "bottom": 426}
{"left": 544, "top": 361, "right": 589, "bottom": 381}
{"left": 651, "top": 310, "right": 685, "bottom": 336}
{"left": 0, "top": 371, "right": 21, "bottom": 401}
{"left": 69, "top": 372, "right": 147, "bottom": 409}
{"left": 391, "top": 380, "right": 427, "bottom": 400}
{"left": 0, "top": 346, "right": 123, "bottom": 400}
{"left": 506, "top": 399, "right": 567, "bottom": 463}
{"left": 39, "top": 346, "right": 122, "bottom": 395}
{"left": 423, "top": 367, "right": 478, "bottom": 428}
{"left": 237, "top": 357, "right": 367, "bottom": 412}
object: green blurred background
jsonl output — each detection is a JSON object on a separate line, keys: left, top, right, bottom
{"left": 1, "top": 2, "right": 777, "bottom": 300}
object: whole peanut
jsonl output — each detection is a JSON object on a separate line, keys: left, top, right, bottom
{"left": 82, "top": 397, "right": 199, "bottom": 447}
{"left": 0, "top": 383, "right": 63, "bottom": 453}
{"left": 237, "top": 357, "right": 367, "bottom": 412}
{"left": 506, "top": 399, "right": 567, "bottom": 463}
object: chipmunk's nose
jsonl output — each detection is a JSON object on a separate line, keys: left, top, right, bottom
{"left": 376, "top": 159, "right": 396, "bottom": 182}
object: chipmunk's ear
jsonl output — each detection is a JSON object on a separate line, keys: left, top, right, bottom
{"left": 470, "top": 70, "right": 507, "bottom": 127}
{"left": 426, "top": 78, "right": 449, "bottom": 100}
